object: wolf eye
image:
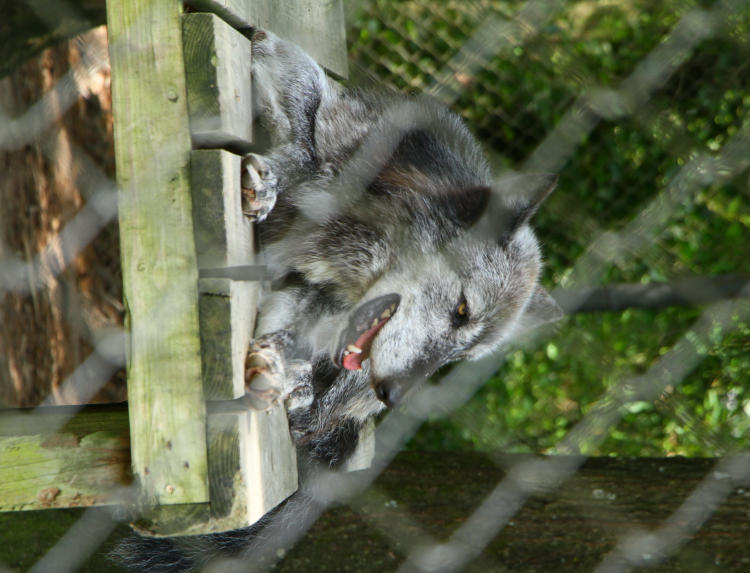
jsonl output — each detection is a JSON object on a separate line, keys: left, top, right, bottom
{"left": 452, "top": 294, "right": 469, "bottom": 328}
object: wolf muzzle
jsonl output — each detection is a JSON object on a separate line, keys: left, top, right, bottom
{"left": 335, "top": 293, "right": 401, "bottom": 371}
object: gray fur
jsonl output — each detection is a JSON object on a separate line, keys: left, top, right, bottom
{"left": 113, "top": 29, "right": 562, "bottom": 572}
{"left": 244, "top": 29, "right": 562, "bottom": 465}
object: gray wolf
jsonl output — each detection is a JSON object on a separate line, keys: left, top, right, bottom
{"left": 242, "top": 29, "right": 562, "bottom": 466}
{"left": 113, "top": 28, "right": 561, "bottom": 572}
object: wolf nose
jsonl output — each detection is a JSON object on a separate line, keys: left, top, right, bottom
{"left": 373, "top": 381, "right": 400, "bottom": 408}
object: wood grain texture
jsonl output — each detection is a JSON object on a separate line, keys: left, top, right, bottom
{"left": 0, "top": 405, "right": 131, "bottom": 511}
{"left": 106, "top": 0, "right": 209, "bottom": 507}
{"left": 206, "top": 406, "right": 297, "bottom": 531}
{"left": 190, "top": 145, "right": 296, "bottom": 529}
{"left": 0, "top": 403, "right": 295, "bottom": 534}
{"left": 191, "top": 149, "right": 257, "bottom": 399}
{"left": 189, "top": 0, "right": 348, "bottom": 78}
{"left": 183, "top": 13, "right": 253, "bottom": 151}
{"left": 199, "top": 278, "right": 258, "bottom": 399}
{"left": 135, "top": 405, "right": 298, "bottom": 534}
{"left": 190, "top": 149, "right": 253, "bottom": 270}
{"left": 245, "top": 405, "right": 299, "bottom": 520}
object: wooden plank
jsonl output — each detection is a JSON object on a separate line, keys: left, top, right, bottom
{"left": 127, "top": 405, "right": 298, "bottom": 536}
{"left": 191, "top": 149, "right": 258, "bottom": 399}
{"left": 199, "top": 278, "right": 258, "bottom": 399}
{"left": 0, "top": 403, "right": 295, "bottom": 534}
{"left": 190, "top": 150, "right": 253, "bottom": 270}
{"left": 205, "top": 404, "right": 297, "bottom": 531}
{"left": 0, "top": 405, "right": 131, "bottom": 512}
{"left": 183, "top": 13, "right": 253, "bottom": 151}
{"left": 189, "top": 0, "right": 348, "bottom": 78}
{"left": 243, "top": 404, "right": 299, "bottom": 520}
{"left": 106, "top": 0, "right": 209, "bottom": 507}
{"left": 190, "top": 147, "right": 296, "bottom": 530}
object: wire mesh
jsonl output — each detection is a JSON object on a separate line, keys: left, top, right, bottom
{"left": 0, "top": 0, "right": 749, "bottom": 571}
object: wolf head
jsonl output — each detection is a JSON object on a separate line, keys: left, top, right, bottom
{"left": 332, "top": 172, "right": 563, "bottom": 406}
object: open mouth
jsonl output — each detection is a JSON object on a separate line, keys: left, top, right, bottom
{"left": 335, "top": 293, "right": 401, "bottom": 371}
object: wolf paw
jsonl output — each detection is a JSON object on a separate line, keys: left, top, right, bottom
{"left": 241, "top": 153, "right": 278, "bottom": 222}
{"left": 244, "top": 338, "right": 284, "bottom": 410}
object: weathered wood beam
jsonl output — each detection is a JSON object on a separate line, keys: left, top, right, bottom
{"left": 129, "top": 401, "right": 298, "bottom": 536}
{"left": 0, "top": 405, "right": 131, "bottom": 512}
{"left": 190, "top": 149, "right": 298, "bottom": 533}
{"left": 106, "top": 0, "right": 209, "bottom": 507}
{"left": 205, "top": 402, "right": 297, "bottom": 533}
{"left": 191, "top": 150, "right": 257, "bottom": 400}
{"left": 183, "top": 13, "right": 253, "bottom": 151}
{"left": 190, "top": 150, "right": 254, "bottom": 279}
{"left": 0, "top": 401, "right": 296, "bottom": 535}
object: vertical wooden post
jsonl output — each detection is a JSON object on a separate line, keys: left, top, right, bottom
{"left": 106, "top": 0, "right": 209, "bottom": 507}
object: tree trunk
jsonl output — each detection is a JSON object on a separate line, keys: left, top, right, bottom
{"left": 0, "top": 26, "right": 124, "bottom": 407}
{"left": 0, "top": 2, "right": 107, "bottom": 80}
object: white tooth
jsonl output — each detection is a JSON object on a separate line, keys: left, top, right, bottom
{"left": 347, "top": 345, "right": 363, "bottom": 354}
{"left": 372, "top": 318, "right": 379, "bottom": 328}
{"left": 343, "top": 350, "right": 351, "bottom": 356}
{"left": 381, "top": 308, "right": 391, "bottom": 319}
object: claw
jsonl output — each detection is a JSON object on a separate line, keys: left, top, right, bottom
{"left": 244, "top": 338, "right": 285, "bottom": 410}
{"left": 240, "top": 153, "right": 277, "bottom": 222}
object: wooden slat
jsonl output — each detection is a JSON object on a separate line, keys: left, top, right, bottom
{"left": 243, "top": 404, "right": 299, "bottom": 519}
{"left": 189, "top": 0, "right": 348, "bottom": 78}
{"left": 183, "top": 13, "right": 253, "bottom": 151}
{"left": 106, "top": 0, "right": 209, "bottom": 507}
{"left": 190, "top": 149, "right": 253, "bottom": 270}
{"left": 206, "top": 404, "right": 297, "bottom": 531}
{"left": 0, "top": 405, "right": 131, "bottom": 512}
{"left": 191, "top": 149, "right": 258, "bottom": 399}
{"left": 0, "top": 403, "right": 296, "bottom": 532}
{"left": 199, "top": 278, "right": 258, "bottom": 399}
{"left": 133, "top": 404, "right": 298, "bottom": 535}
{"left": 190, "top": 148, "right": 298, "bottom": 527}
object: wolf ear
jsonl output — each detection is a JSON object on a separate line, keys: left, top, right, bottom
{"left": 471, "top": 173, "right": 557, "bottom": 243}
{"left": 449, "top": 185, "right": 491, "bottom": 228}
{"left": 516, "top": 285, "right": 564, "bottom": 332}
{"left": 506, "top": 173, "right": 557, "bottom": 229}
{"left": 496, "top": 173, "right": 557, "bottom": 245}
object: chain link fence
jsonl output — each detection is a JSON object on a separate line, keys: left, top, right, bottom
{"left": 1, "top": 0, "right": 749, "bottom": 571}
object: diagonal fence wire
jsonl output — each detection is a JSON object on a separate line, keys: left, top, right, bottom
{"left": 274, "top": 3, "right": 750, "bottom": 570}
{"left": 594, "top": 453, "right": 750, "bottom": 573}
{"left": 397, "top": 292, "right": 750, "bottom": 573}
{"left": 2, "top": 0, "right": 749, "bottom": 571}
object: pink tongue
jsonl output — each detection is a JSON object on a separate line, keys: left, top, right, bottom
{"left": 342, "top": 318, "right": 389, "bottom": 371}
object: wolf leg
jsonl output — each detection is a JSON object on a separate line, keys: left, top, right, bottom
{"left": 244, "top": 330, "right": 313, "bottom": 413}
{"left": 249, "top": 28, "right": 326, "bottom": 148}
{"left": 240, "top": 29, "right": 329, "bottom": 221}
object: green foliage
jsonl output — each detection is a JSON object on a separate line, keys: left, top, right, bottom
{"left": 413, "top": 311, "right": 750, "bottom": 457}
{"left": 348, "top": 1, "right": 750, "bottom": 457}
